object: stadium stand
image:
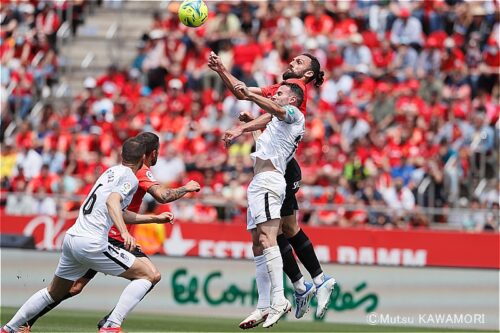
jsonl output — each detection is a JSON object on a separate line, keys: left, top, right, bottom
{"left": 1, "top": 1, "right": 498, "bottom": 231}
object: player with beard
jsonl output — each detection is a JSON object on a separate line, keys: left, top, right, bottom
{"left": 209, "top": 52, "right": 336, "bottom": 328}
{"left": 21, "top": 132, "right": 200, "bottom": 332}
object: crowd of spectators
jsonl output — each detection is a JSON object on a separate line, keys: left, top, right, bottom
{"left": 1, "top": 0, "right": 498, "bottom": 231}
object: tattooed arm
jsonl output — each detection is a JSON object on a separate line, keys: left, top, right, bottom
{"left": 148, "top": 180, "right": 201, "bottom": 204}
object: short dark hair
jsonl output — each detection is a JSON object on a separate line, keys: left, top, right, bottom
{"left": 302, "top": 53, "right": 324, "bottom": 87}
{"left": 283, "top": 82, "right": 304, "bottom": 107}
{"left": 135, "top": 132, "right": 160, "bottom": 155}
{"left": 121, "top": 138, "right": 145, "bottom": 164}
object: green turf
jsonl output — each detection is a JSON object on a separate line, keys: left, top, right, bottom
{"left": 0, "top": 307, "right": 492, "bottom": 333}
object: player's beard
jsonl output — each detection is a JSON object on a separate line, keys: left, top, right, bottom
{"left": 282, "top": 69, "right": 302, "bottom": 80}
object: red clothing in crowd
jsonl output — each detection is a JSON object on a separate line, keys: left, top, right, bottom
{"left": 304, "top": 14, "right": 334, "bottom": 35}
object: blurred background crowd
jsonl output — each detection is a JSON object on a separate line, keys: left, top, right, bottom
{"left": 1, "top": 0, "right": 498, "bottom": 231}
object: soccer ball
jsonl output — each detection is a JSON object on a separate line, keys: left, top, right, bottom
{"left": 178, "top": 0, "right": 208, "bottom": 28}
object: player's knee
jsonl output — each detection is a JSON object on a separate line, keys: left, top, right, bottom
{"left": 152, "top": 271, "right": 161, "bottom": 285}
{"left": 282, "top": 224, "right": 299, "bottom": 238}
{"left": 282, "top": 217, "right": 299, "bottom": 237}
{"left": 258, "top": 233, "right": 272, "bottom": 249}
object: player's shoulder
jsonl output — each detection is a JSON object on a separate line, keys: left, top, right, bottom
{"left": 136, "top": 165, "right": 158, "bottom": 183}
{"left": 283, "top": 104, "right": 303, "bottom": 117}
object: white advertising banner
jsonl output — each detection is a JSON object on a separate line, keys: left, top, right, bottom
{"left": 1, "top": 249, "right": 498, "bottom": 330}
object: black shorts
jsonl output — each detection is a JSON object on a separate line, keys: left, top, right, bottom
{"left": 280, "top": 158, "right": 301, "bottom": 217}
{"left": 81, "top": 237, "right": 149, "bottom": 280}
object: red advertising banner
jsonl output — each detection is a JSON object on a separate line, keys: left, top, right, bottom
{"left": 1, "top": 214, "right": 498, "bottom": 269}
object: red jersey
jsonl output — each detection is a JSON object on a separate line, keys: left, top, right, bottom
{"left": 260, "top": 79, "right": 308, "bottom": 115}
{"left": 108, "top": 165, "right": 160, "bottom": 242}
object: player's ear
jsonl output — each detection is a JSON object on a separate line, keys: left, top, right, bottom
{"left": 304, "top": 70, "right": 314, "bottom": 81}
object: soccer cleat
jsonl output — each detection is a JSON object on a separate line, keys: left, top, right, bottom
{"left": 262, "top": 299, "right": 292, "bottom": 328}
{"left": 97, "top": 314, "right": 110, "bottom": 330}
{"left": 98, "top": 327, "right": 123, "bottom": 333}
{"left": 239, "top": 308, "right": 269, "bottom": 329}
{"left": 315, "top": 276, "right": 336, "bottom": 318}
{"left": 294, "top": 281, "right": 316, "bottom": 319}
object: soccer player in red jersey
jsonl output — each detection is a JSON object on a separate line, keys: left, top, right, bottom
{"left": 209, "top": 52, "right": 336, "bottom": 328}
{"left": 22, "top": 132, "right": 200, "bottom": 332}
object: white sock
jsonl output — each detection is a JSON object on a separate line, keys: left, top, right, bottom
{"left": 6, "top": 288, "right": 54, "bottom": 330}
{"left": 254, "top": 254, "right": 271, "bottom": 309}
{"left": 313, "top": 272, "right": 325, "bottom": 287}
{"left": 105, "top": 279, "right": 152, "bottom": 327}
{"left": 293, "top": 277, "right": 307, "bottom": 294}
{"left": 263, "top": 246, "right": 286, "bottom": 305}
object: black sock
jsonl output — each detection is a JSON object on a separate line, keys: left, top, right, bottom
{"left": 277, "top": 233, "right": 303, "bottom": 283}
{"left": 27, "top": 292, "right": 72, "bottom": 326}
{"left": 288, "top": 229, "right": 323, "bottom": 279}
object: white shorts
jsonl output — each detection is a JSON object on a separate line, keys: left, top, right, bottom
{"left": 55, "top": 234, "right": 136, "bottom": 281}
{"left": 247, "top": 171, "right": 286, "bottom": 230}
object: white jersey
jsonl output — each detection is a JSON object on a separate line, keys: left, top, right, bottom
{"left": 66, "top": 165, "right": 138, "bottom": 243}
{"left": 251, "top": 105, "right": 305, "bottom": 175}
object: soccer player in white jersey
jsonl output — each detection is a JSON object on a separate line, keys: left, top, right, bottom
{"left": 224, "top": 81, "right": 305, "bottom": 328}
{"left": 1, "top": 138, "right": 174, "bottom": 333}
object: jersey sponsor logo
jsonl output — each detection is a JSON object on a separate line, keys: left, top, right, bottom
{"left": 146, "top": 170, "right": 157, "bottom": 182}
{"left": 120, "top": 182, "right": 132, "bottom": 196}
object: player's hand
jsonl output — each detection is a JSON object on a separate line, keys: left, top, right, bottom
{"left": 239, "top": 111, "right": 255, "bottom": 123}
{"left": 234, "top": 82, "right": 250, "bottom": 98}
{"left": 222, "top": 127, "right": 243, "bottom": 147}
{"left": 185, "top": 180, "right": 201, "bottom": 192}
{"left": 121, "top": 232, "right": 136, "bottom": 252}
{"left": 156, "top": 212, "right": 174, "bottom": 224}
{"left": 208, "top": 51, "right": 225, "bottom": 72}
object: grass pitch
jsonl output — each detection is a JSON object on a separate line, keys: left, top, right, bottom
{"left": 0, "top": 307, "right": 492, "bottom": 333}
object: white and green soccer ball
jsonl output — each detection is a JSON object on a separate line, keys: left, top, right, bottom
{"left": 178, "top": 0, "right": 208, "bottom": 28}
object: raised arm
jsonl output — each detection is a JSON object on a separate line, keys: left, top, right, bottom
{"left": 107, "top": 192, "right": 136, "bottom": 251}
{"left": 147, "top": 180, "right": 200, "bottom": 204}
{"left": 208, "top": 52, "right": 262, "bottom": 99}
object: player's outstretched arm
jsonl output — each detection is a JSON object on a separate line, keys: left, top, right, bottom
{"left": 239, "top": 112, "right": 272, "bottom": 131}
{"left": 235, "top": 83, "right": 286, "bottom": 120}
{"left": 107, "top": 192, "right": 136, "bottom": 251}
{"left": 238, "top": 111, "right": 268, "bottom": 141}
{"left": 208, "top": 51, "right": 262, "bottom": 99}
{"left": 123, "top": 211, "right": 174, "bottom": 225}
{"left": 147, "top": 180, "right": 200, "bottom": 204}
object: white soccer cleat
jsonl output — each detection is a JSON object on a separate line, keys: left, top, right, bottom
{"left": 262, "top": 299, "right": 292, "bottom": 328}
{"left": 294, "top": 281, "right": 316, "bottom": 319}
{"left": 239, "top": 308, "right": 269, "bottom": 330}
{"left": 315, "top": 276, "right": 336, "bottom": 318}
